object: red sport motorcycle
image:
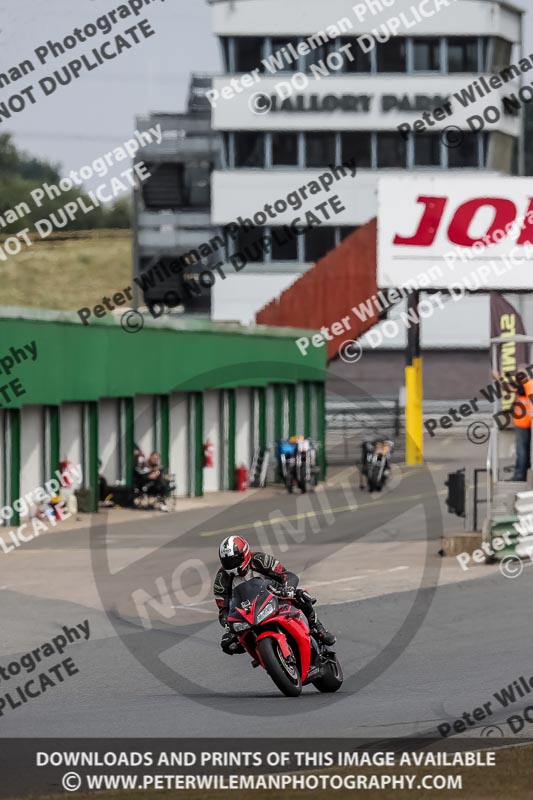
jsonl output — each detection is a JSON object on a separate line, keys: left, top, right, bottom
{"left": 227, "top": 577, "right": 343, "bottom": 697}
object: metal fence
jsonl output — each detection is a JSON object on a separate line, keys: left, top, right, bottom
{"left": 326, "top": 397, "right": 402, "bottom": 465}
{"left": 326, "top": 398, "right": 494, "bottom": 465}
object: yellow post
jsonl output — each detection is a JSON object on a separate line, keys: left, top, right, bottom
{"left": 405, "top": 289, "right": 424, "bottom": 465}
{"left": 405, "top": 358, "right": 424, "bottom": 464}
{"left": 414, "top": 355, "right": 424, "bottom": 463}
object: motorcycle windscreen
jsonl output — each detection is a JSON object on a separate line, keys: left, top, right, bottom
{"left": 229, "top": 577, "right": 269, "bottom": 614}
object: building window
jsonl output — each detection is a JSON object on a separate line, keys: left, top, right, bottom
{"left": 480, "top": 37, "right": 489, "bottom": 72}
{"left": 339, "top": 226, "right": 358, "bottom": 241}
{"left": 338, "top": 39, "right": 371, "bottom": 72}
{"left": 377, "top": 133, "right": 407, "bottom": 168}
{"left": 376, "top": 39, "right": 406, "bottom": 72}
{"left": 341, "top": 132, "right": 371, "bottom": 168}
{"left": 447, "top": 37, "right": 479, "bottom": 72}
{"left": 301, "top": 40, "right": 333, "bottom": 71}
{"left": 142, "top": 163, "right": 183, "bottom": 209}
{"left": 185, "top": 164, "right": 212, "bottom": 207}
{"left": 233, "top": 132, "right": 265, "bottom": 168}
{"left": 414, "top": 134, "right": 442, "bottom": 167}
{"left": 271, "top": 227, "right": 298, "bottom": 260}
{"left": 413, "top": 38, "right": 441, "bottom": 71}
{"left": 234, "top": 226, "right": 263, "bottom": 262}
{"left": 447, "top": 132, "right": 479, "bottom": 167}
{"left": 223, "top": 133, "right": 231, "bottom": 167}
{"left": 220, "top": 37, "right": 231, "bottom": 71}
{"left": 304, "top": 226, "right": 336, "bottom": 262}
{"left": 490, "top": 37, "right": 513, "bottom": 73}
{"left": 272, "top": 132, "right": 299, "bottom": 166}
{"left": 270, "top": 38, "right": 299, "bottom": 71}
{"left": 234, "top": 37, "right": 264, "bottom": 72}
{"left": 305, "top": 133, "right": 337, "bottom": 168}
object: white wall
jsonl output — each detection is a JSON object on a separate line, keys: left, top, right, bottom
{"left": 203, "top": 390, "right": 221, "bottom": 492}
{"left": 20, "top": 406, "right": 43, "bottom": 501}
{"left": 98, "top": 399, "right": 119, "bottom": 483}
{"left": 360, "top": 294, "right": 490, "bottom": 350}
{"left": 59, "top": 403, "right": 83, "bottom": 470}
{"left": 212, "top": 0, "right": 520, "bottom": 41}
{"left": 212, "top": 169, "right": 502, "bottom": 227}
{"left": 213, "top": 273, "right": 298, "bottom": 322}
{"left": 235, "top": 387, "right": 252, "bottom": 467}
{"left": 169, "top": 393, "right": 189, "bottom": 497}
{"left": 134, "top": 396, "right": 154, "bottom": 457}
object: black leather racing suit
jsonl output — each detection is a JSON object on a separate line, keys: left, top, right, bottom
{"left": 213, "top": 552, "right": 319, "bottom": 652}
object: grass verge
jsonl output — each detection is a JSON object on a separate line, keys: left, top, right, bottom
{"left": 0, "top": 233, "right": 131, "bottom": 311}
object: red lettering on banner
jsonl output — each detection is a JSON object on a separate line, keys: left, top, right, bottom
{"left": 391, "top": 195, "right": 533, "bottom": 249}
{"left": 517, "top": 199, "right": 533, "bottom": 245}
{"left": 447, "top": 198, "right": 517, "bottom": 246}
{"left": 392, "top": 196, "right": 447, "bottom": 246}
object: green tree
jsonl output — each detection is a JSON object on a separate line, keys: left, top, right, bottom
{"left": 0, "top": 132, "right": 132, "bottom": 233}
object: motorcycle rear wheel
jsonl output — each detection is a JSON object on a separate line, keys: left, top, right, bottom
{"left": 258, "top": 638, "right": 302, "bottom": 697}
{"left": 313, "top": 656, "right": 344, "bottom": 693}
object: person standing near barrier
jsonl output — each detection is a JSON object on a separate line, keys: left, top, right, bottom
{"left": 495, "top": 366, "right": 533, "bottom": 482}
{"left": 511, "top": 377, "right": 533, "bottom": 482}
{"left": 493, "top": 367, "right": 533, "bottom": 481}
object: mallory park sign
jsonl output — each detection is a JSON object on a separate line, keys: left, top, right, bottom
{"left": 268, "top": 93, "right": 449, "bottom": 113}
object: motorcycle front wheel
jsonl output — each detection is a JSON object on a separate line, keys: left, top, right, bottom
{"left": 258, "top": 637, "right": 302, "bottom": 697}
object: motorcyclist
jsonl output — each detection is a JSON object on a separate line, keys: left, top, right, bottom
{"left": 214, "top": 535, "right": 336, "bottom": 654}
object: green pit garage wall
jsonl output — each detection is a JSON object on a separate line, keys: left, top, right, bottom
{"left": 0, "top": 309, "right": 327, "bottom": 518}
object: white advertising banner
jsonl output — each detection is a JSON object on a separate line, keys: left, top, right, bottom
{"left": 210, "top": 75, "right": 520, "bottom": 135}
{"left": 378, "top": 176, "right": 533, "bottom": 290}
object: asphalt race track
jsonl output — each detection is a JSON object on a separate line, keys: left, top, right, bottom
{"left": 1, "top": 454, "right": 532, "bottom": 745}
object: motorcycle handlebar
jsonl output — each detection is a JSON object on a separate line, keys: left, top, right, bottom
{"left": 268, "top": 583, "right": 294, "bottom": 599}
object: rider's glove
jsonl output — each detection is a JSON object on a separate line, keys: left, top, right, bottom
{"left": 296, "top": 588, "right": 317, "bottom": 605}
{"left": 221, "top": 628, "right": 240, "bottom": 655}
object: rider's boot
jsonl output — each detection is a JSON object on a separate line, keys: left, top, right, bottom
{"left": 312, "top": 618, "right": 336, "bottom": 646}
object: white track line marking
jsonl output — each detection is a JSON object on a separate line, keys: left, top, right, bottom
{"left": 168, "top": 567, "right": 411, "bottom": 612}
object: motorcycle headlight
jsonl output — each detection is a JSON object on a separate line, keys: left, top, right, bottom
{"left": 232, "top": 621, "right": 250, "bottom": 632}
{"left": 256, "top": 601, "right": 275, "bottom": 623}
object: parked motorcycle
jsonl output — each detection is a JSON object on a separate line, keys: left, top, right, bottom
{"left": 227, "top": 577, "right": 343, "bottom": 697}
{"left": 360, "top": 439, "right": 393, "bottom": 493}
{"left": 279, "top": 450, "right": 297, "bottom": 494}
{"left": 278, "top": 438, "right": 319, "bottom": 494}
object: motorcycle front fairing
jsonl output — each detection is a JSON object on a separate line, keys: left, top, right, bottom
{"left": 227, "top": 578, "right": 312, "bottom": 681}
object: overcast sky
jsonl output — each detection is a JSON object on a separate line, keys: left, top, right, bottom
{"left": 0, "top": 0, "right": 529, "bottom": 182}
